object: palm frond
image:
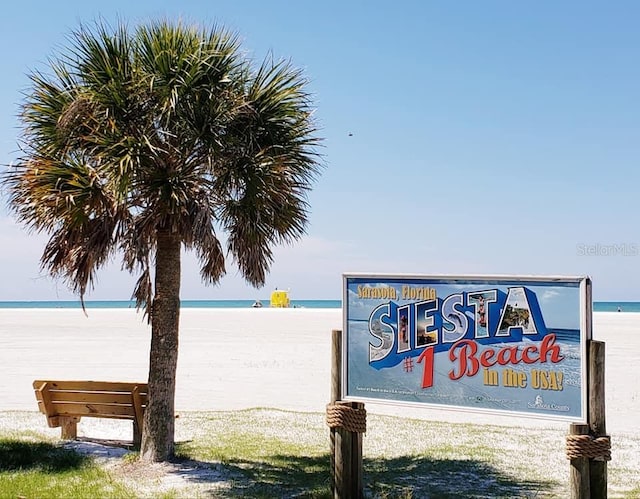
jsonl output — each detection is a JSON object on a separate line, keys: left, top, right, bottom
{"left": 3, "top": 19, "right": 322, "bottom": 302}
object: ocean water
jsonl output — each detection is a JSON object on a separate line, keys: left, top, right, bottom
{"left": 0, "top": 300, "right": 633, "bottom": 311}
{"left": 592, "top": 301, "right": 640, "bottom": 312}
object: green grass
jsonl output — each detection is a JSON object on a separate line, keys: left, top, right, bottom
{"left": 175, "top": 414, "right": 332, "bottom": 498}
{"left": 173, "top": 409, "right": 562, "bottom": 498}
{"left": 1, "top": 409, "right": 639, "bottom": 498}
{"left": 0, "top": 438, "right": 135, "bottom": 498}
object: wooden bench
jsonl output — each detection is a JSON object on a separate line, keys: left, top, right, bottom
{"left": 33, "top": 380, "right": 148, "bottom": 446}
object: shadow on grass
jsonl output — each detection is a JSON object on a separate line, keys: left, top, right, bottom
{"left": 172, "top": 448, "right": 558, "bottom": 498}
{"left": 0, "top": 438, "right": 90, "bottom": 472}
{"left": 0, "top": 438, "right": 558, "bottom": 497}
{"left": 364, "top": 454, "right": 557, "bottom": 498}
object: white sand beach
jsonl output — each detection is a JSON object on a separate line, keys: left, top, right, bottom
{"left": 0, "top": 308, "right": 638, "bottom": 434}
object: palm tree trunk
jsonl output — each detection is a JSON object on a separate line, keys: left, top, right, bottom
{"left": 141, "top": 230, "right": 181, "bottom": 462}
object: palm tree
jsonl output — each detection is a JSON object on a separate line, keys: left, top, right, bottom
{"left": 3, "top": 20, "right": 321, "bottom": 462}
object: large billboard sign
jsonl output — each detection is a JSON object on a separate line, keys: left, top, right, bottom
{"left": 343, "top": 274, "right": 591, "bottom": 422}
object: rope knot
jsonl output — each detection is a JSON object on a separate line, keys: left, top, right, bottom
{"left": 326, "top": 402, "right": 367, "bottom": 433}
{"left": 566, "top": 434, "right": 611, "bottom": 461}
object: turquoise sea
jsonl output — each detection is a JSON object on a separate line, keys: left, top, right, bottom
{"left": 0, "top": 300, "right": 635, "bottom": 311}
{"left": 592, "top": 301, "right": 640, "bottom": 312}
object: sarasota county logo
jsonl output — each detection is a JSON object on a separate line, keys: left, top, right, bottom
{"left": 527, "top": 394, "right": 570, "bottom": 412}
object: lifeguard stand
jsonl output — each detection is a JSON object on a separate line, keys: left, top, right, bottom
{"left": 270, "top": 289, "right": 290, "bottom": 308}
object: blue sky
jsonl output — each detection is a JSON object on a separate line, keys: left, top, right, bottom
{"left": 1, "top": 1, "right": 639, "bottom": 301}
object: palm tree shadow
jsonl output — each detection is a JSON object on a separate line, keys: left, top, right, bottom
{"left": 8, "top": 438, "right": 558, "bottom": 497}
{"left": 169, "top": 451, "right": 559, "bottom": 498}
{"left": 0, "top": 438, "right": 90, "bottom": 472}
{"left": 170, "top": 452, "right": 332, "bottom": 497}
{"left": 364, "top": 454, "right": 557, "bottom": 498}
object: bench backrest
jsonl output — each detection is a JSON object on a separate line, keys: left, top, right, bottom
{"left": 33, "top": 380, "right": 148, "bottom": 423}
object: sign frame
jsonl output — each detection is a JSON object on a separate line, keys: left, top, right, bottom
{"left": 342, "top": 273, "right": 592, "bottom": 423}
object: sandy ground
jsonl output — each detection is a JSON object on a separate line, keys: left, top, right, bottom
{"left": 0, "top": 308, "right": 638, "bottom": 434}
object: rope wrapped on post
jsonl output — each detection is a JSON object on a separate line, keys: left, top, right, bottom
{"left": 326, "top": 402, "right": 367, "bottom": 433}
{"left": 566, "top": 434, "right": 611, "bottom": 461}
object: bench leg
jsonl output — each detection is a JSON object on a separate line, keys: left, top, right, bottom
{"left": 60, "top": 417, "right": 79, "bottom": 439}
{"left": 133, "top": 420, "right": 142, "bottom": 449}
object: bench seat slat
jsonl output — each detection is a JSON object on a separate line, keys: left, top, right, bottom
{"left": 48, "top": 402, "right": 137, "bottom": 418}
{"left": 34, "top": 380, "right": 148, "bottom": 393}
{"left": 43, "top": 391, "right": 148, "bottom": 405}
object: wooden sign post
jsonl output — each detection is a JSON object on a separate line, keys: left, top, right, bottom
{"left": 568, "top": 340, "right": 610, "bottom": 499}
{"left": 588, "top": 340, "right": 608, "bottom": 498}
{"left": 328, "top": 329, "right": 365, "bottom": 499}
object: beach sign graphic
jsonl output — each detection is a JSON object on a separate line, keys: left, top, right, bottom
{"left": 342, "top": 274, "right": 591, "bottom": 422}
